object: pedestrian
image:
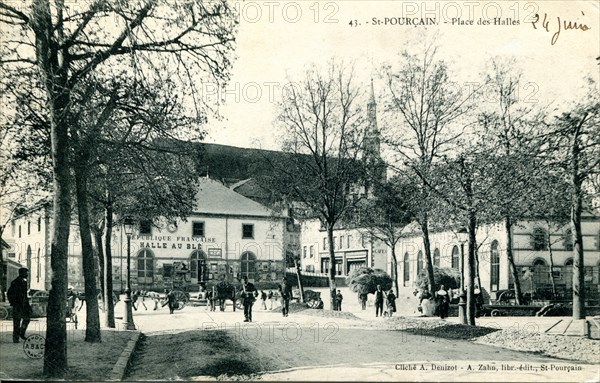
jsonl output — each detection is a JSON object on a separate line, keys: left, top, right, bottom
{"left": 279, "top": 278, "right": 292, "bottom": 317}
{"left": 374, "top": 284, "right": 384, "bottom": 317}
{"left": 207, "top": 287, "right": 216, "bottom": 312}
{"left": 241, "top": 276, "right": 257, "bottom": 322}
{"left": 7, "top": 268, "right": 32, "bottom": 343}
{"left": 359, "top": 292, "right": 367, "bottom": 310}
{"left": 435, "top": 285, "right": 450, "bottom": 319}
{"left": 267, "top": 290, "right": 274, "bottom": 310}
{"left": 386, "top": 288, "right": 397, "bottom": 317}
{"left": 420, "top": 289, "right": 435, "bottom": 317}
{"left": 260, "top": 290, "right": 267, "bottom": 310}
{"left": 163, "top": 289, "right": 176, "bottom": 314}
{"left": 335, "top": 290, "right": 344, "bottom": 311}
{"left": 474, "top": 285, "right": 484, "bottom": 317}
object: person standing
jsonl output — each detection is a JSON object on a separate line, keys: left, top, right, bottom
{"left": 436, "top": 285, "right": 450, "bottom": 319}
{"left": 279, "top": 278, "right": 292, "bottom": 317}
{"left": 335, "top": 290, "right": 344, "bottom": 311}
{"left": 241, "top": 276, "right": 257, "bottom": 322}
{"left": 374, "top": 285, "right": 384, "bottom": 317}
{"left": 386, "top": 288, "right": 397, "bottom": 317}
{"left": 359, "top": 293, "right": 367, "bottom": 310}
{"left": 163, "top": 289, "right": 176, "bottom": 314}
{"left": 260, "top": 290, "right": 267, "bottom": 310}
{"left": 267, "top": 290, "right": 274, "bottom": 310}
{"left": 8, "top": 268, "right": 32, "bottom": 343}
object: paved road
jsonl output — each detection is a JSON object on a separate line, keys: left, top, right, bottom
{"left": 121, "top": 305, "right": 598, "bottom": 381}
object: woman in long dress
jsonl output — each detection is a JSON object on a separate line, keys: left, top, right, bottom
{"left": 420, "top": 289, "right": 435, "bottom": 316}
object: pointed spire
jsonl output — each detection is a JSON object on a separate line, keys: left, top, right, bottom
{"left": 369, "top": 78, "right": 376, "bottom": 105}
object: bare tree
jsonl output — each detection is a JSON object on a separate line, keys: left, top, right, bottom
{"left": 383, "top": 44, "right": 473, "bottom": 295}
{"left": 0, "top": 0, "right": 235, "bottom": 376}
{"left": 270, "top": 62, "right": 368, "bottom": 310}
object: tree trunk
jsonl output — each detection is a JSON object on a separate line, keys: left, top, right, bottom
{"left": 390, "top": 246, "right": 399, "bottom": 296}
{"left": 93, "top": 227, "right": 105, "bottom": 305}
{"left": 74, "top": 161, "right": 102, "bottom": 342}
{"left": 33, "top": 0, "right": 71, "bottom": 375}
{"left": 571, "top": 127, "right": 585, "bottom": 319}
{"left": 547, "top": 239, "right": 558, "bottom": 300}
{"left": 103, "top": 202, "right": 115, "bottom": 327}
{"left": 327, "top": 223, "right": 337, "bottom": 310}
{"left": 421, "top": 215, "right": 435, "bottom": 295}
{"left": 466, "top": 213, "right": 477, "bottom": 326}
{"left": 293, "top": 257, "right": 305, "bottom": 303}
{"left": 505, "top": 216, "right": 523, "bottom": 305}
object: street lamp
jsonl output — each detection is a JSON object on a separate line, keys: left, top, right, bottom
{"left": 123, "top": 218, "right": 136, "bottom": 330}
{"left": 457, "top": 227, "right": 468, "bottom": 324}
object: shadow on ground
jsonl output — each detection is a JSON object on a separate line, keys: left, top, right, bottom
{"left": 398, "top": 322, "right": 500, "bottom": 340}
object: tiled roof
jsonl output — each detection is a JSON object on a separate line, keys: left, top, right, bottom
{"left": 193, "top": 178, "right": 282, "bottom": 218}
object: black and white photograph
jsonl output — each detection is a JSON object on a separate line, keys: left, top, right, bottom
{"left": 0, "top": 0, "right": 598, "bottom": 381}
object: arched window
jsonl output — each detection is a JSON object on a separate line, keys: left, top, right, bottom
{"left": 403, "top": 252, "right": 410, "bottom": 286}
{"left": 240, "top": 251, "right": 257, "bottom": 280}
{"left": 531, "top": 227, "right": 548, "bottom": 251}
{"left": 532, "top": 258, "right": 548, "bottom": 287}
{"left": 433, "top": 248, "right": 440, "bottom": 267}
{"left": 190, "top": 251, "right": 207, "bottom": 283}
{"left": 490, "top": 240, "right": 500, "bottom": 291}
{"left": 451, "top": 246, "right": 460, "bottom": 269}
{"left": 416, "top": 251, "right": 423, "bottom": 274}
{"left": 137, "top": 249, "right": 154, "bottom": 286}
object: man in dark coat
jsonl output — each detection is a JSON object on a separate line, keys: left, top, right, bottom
{"left": 241, "top": 276, "right": 257, "bottom": 322}
{"left": 163, "top": 289, "right": 176, "bottom": 314}
{"left": 278, "top": 278, "right": 292, "bottom": 317}
{"left": 374, "top": 285, "right": 384, "bottom": 317}
{"left": 8, "top": 268, "right": 32, "bottom": 343}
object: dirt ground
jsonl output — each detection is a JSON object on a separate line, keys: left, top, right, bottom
{"left": 0, "top": 326, "right": 130, "bottom": 381}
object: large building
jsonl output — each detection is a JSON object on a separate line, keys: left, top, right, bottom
{"left": 391, "top": 217, "right": 600, "bottom": 302}
{"left": 5, "top": 178, "right": 289, "bottom": 293}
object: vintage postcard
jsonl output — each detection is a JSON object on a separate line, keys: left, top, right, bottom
{"left": 0, "top": 0, "right": 598, "bottom": 382}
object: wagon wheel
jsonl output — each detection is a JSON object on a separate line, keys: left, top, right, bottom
{"left": 0, "top": 306, "right": 9, "bottom": 320}
{"left": 173, "top": 290, "right": 189, "bottom": 304}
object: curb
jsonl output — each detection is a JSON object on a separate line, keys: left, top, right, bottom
{"left": 109, "top": 331, "right": 141, "bottom": 381}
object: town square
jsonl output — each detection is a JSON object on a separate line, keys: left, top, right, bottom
{"left": 0, "top": 0, "right": 599, "bottom": 382}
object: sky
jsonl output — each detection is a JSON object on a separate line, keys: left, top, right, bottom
{"left": 202, "top": 0, "right": 599, "bottom": 151}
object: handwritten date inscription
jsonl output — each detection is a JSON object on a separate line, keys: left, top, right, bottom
{"left": 531, "top": 12, "right": 590, "bottom": 45}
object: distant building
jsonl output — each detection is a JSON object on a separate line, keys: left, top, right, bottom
{"left": 392, "top": 216, "right": 600, "bottom": 302}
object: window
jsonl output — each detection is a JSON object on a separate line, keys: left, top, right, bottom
{"left": 323, "top": 238, "right": 327, "bottom": 250}
{"left": 417, "top": 251, "right": 423, "bottom": 274}
{"left": 242, "top": 224, "right": 254, "bottom": 239}
{"left": 192, "top": 222, "right": 205, "bottom": 237}
{"left": 403, "top": 252, "right": 410, "bottom": 286}
{"left": 303, "top": 246, "right": 307, "bottom": 258}
{"left": 139, "top": 220, "right": 152, "bottom": 235}
{"left": 340, "top": 236, "right": 344, "bottom": 249}
{"left": 433, "top": 248, "right": 440, "bottom": 267}
{"left": 562, "top": 229, "right": 573, "bottom": 251}
{"left": 240, "top": 251, "right": 257, "bottom": 280}
{"left": 309, "top": 245, "right": 314, "bottom": 258}
{"left": 37, "top": 217, "right": 41, "bottom": 232}
{"left": 333, "top": 237, "right": 337, "bottom": 250}
{"left": 37, "top": 248, "right": 41, "bottom": 282}
{"left": 336, "top": 260, "right": 343, "bottom": 276}
{"left": 27, "top": 221, "right": 30, "bottom": 235}
{"left": 321, "top": 258, "right": 329, "bottom": 274}
{"left": 190, "top": 251, "right": 207, "bottom": 282}
{"left": 531, "top": 227, "right": 548, "bottom": 251}
{"left": 137, "top": 249, "right": 154, "bottom": 285}
{"left": 347, "top": 235, "right": 352, "bottom": 248}
{"left": 490, "top": 240, "right": 500, "bottom": 291}
{"left": 451, "top": 246, "right": 460, "bottom": 269}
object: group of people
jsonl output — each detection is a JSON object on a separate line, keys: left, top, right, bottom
{"left": 374, "top": 285, "right": 397, "bottom": 317}
{"left": 239, "top": 276, "right": 295, "bottom": 322}
{"left": 332, "top": 290, "right": 344, "bottom": 311}
{"left": 416, "top": 284, "right": 484, "bottom": 319}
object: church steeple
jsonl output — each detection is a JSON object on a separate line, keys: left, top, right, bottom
{"left": 364, "top": 79, "right": 386, "bottom": 189}
{"left": 365, "top": 78, "right": 380, "bottom": 157}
